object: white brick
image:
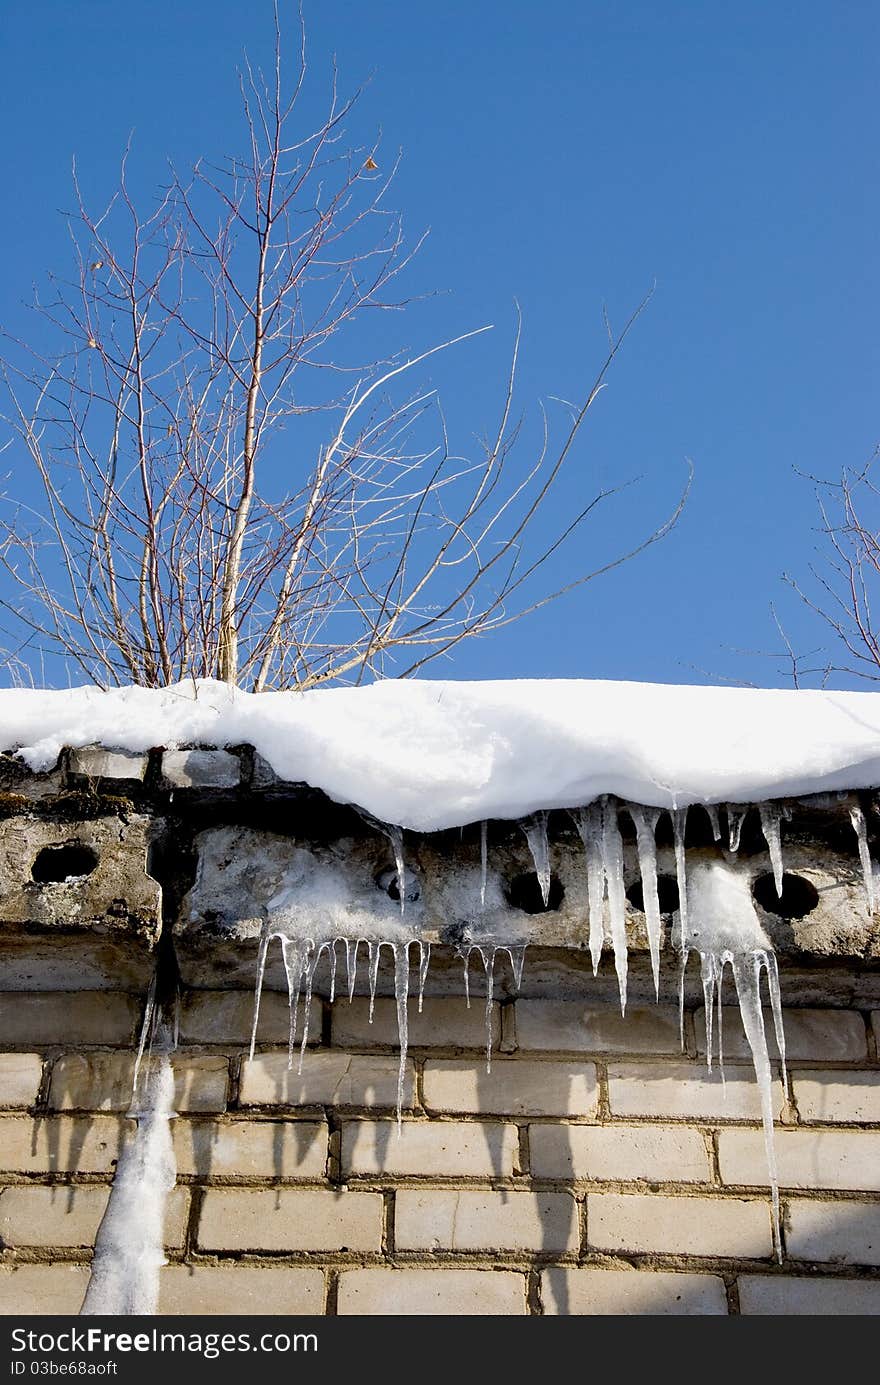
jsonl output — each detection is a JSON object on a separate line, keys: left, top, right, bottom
{"left": 516, "top": 1001, "right": 681, "bottom": 1053}
{"left": 529, "top": 1123, "right": 710, "bottom": 1183}
{"left": 162, "top": 749, "right": 240, "bottom": 788}
{"left": 786, "top": 1198, "right": 880, "bottom": 1265}
{"left": 0, "top": 1265, "right": 91, "bottom": 1315}
{"left": 332, "top": 997, "right": 499, "bottom": 1049}
{"left": 180, "top": 990, "right": 319, "bottom": 1045}
{"left": 719, "top": 1128, "right": 880, "bottom": 1191}
{"left": 694, "top": 1007, "right": 866, "bottom": 1062}
{"left": 395, "top": 1189, "right": 577, "bottom": 1252}
{"left": 49, "top": 1053, "right": 228, "bottom": 1112}
{"left": 793, "top": 1071, "right": 880, "bottom": 1124}
{"left": 423, "top": 1059, "right": 598, "bottom": 1117}
{"left": 342, "top": 1120, "right": 517, "bottom": 1178}
{"left": 337, "top": 1268, "right": 526, "bottom": 1315}
{"left": 0, "top": 993, "right": 139, "bottom": 1045}
{"left": 197, "top": 1187, "right": 382, "bottom": 1252}
{"left": 738, "top": 1274, "right": 880, "bottom": 1315}
{"left": 238, "top": 1053, "right": 412, "bottom": 1109}
{"left": 173, "top": 1119, "right": 327, "bottom": 1178}
{"left": 68, "top": 746, "right": 147, "bottom": 780}
{"left": 0, "top": 1054, "right": 42, "bottom": 1107}
{"left": 588, "top": 1192, "right": 772, "bottom": 1257}
{"left": 608, "top": 1061, "right": 784, "bottom": 1121}
{"left": 543, "top": 1267, "right": 728, "bottom": 1315}
{"left": 0, "top": 1185, "right": 188, "bottom": 1248}
{"left": 158, "top": 1266, "right": 324, "bottom": 1315}
{"left": 0, "top": 1115, "right": 126, "bottom": 1172}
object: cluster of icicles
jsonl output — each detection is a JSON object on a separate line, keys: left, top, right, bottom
{"left": 249, "top": 797, "right": 876, "bottom": 1265}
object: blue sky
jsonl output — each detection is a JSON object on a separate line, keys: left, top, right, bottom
{"left": 0, "top": 1, "right": 877, "bottom": 689}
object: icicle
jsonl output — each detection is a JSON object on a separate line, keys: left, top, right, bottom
{"left": 763, "top": 948, "right": 789, "bottom": 1101}
{"left": 297, "top": 944, "right": 320, "bottom": 1074}
{"left": 705, "top": 804, "right": 722, "bottom": 842}
{"left": 462, "top": 948, "right": 472, "bottom": 1008}
{"left": 727, "top": 806, "right": 747, "bottom": 853}
{"left": 345, "top": 939, "right": 359, "bottom": 1002}
{"left": 630, "top": 805, "right": 662, "bottom": 999}
{"left": 573, "top": 804, "right": 606, "bottom": 974}
{"left": 480, "top": 820, "right": 488, "bottom": 912}
{"left": 388, "top": 826, "right": 407, "bottom": 915}
{"left": 506, "top": 944, "right": 527, "bottom": 991}
{"left": 367, "top": 942, "right": 380, "bottom": 1022}
{"left": 80, "top": 1050, "right": 176, "bottom": 1315}
{"left": 522, "top": 810, "right": 551, "bottom": 907}
{"left": 700, "top": 951, "right": 716, "bottom": 1074}
{"left": 671, "top": 807, "right": 688, "bottom": 939}
{"left": 328, "top": 940, "right": 338, "bottom": 1005}
{"left": 132, "top": 970, "right": 157, "bottom": 1101}
{"left": 393, "top": 943, "right": 410, "bottom": 1128}
{"left": 850, "top": 803, "right": 876, "bottom": 916}
{"left": 759, "top": 803, "right": 785, "bottom": 898}
{"left": 677, "top": 947, "right": 688, "bottom": 1052}
{"left": 417, "top": 942, "right": 431, "bottom": 1013}
{"left": 483, "top": 947, "right": 496, "bottom": 1072}
{"left": 732, "top": 952, "right": 783, "bottom": 1261}
{"left": 248, "top": 920, "right": 273, "bottom": 1061}
{"left": 280, "top": 938, "right": 308, "bottom": 1069}
{"left": 600, "top": 798, "right": 628, "bottom": 1014}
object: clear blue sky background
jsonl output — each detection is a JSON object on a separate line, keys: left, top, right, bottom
{"left": 0, "top": 0, "right": 877, "bottom": 689}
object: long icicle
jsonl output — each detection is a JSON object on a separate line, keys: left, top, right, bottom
{"left": 631, "top": 805, "right": 662, "bottom": 999}
{"left": 601, "top": 797, "right": 628, "bottom": 1013}
{"left": 574, "top": 805, "right": 606, "bottom": 975}
{"left": 850, "top": 803, "right": 876, "bottom": 916}
{"left": 522, "top": 810, "right": 551, "bottom": 907}
{"left": 759, "top": 803, "right": 785, "bottom": 898}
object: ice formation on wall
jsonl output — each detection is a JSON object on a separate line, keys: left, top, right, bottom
{"left": 244, "top": 793, "right": 879, "bottom": 1264}
{"left": 80, "top": 1047, "right": 177, "bottom": 1315}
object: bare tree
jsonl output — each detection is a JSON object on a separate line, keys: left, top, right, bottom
{"left": 784, "top": 451, "right": 880, "bottom": 683}
{"left": 0, "top": 7, "right": 687, "bottom": 691}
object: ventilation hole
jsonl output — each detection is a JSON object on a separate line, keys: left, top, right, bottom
{"left": 752, "top": 872, "right": 819, "bottom": 920}
{"left": 375, "top": 867, "right": 421, "bottom": 904}
{"left": 626, "top": 873, "right": 680, "bottom": 915}
{"left": 31, "top": 843, "right": 99, "bottom": 884}
{"left": 505, "top": 872, "right": 564, "bottom": 914}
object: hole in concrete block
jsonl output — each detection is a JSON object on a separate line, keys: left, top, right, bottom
{"left": 375, "top": 867, "right": 421, "bottom": 903}
{"left": 626, "top": 873, "right": 680, "bottom": 915}
{"left": 505, "top": 872, "right": 564, "bottom": 913}
{"left": 752, "top": 871, "right": 819, "bottom": 919}
{"left": 31, "top": 842, "right": 99, "bottom": 883}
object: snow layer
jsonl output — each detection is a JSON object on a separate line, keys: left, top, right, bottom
{"left": 4, "top": 677, "right": 880, "bottom": 832}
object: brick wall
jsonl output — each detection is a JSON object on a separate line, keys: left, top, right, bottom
{"left": 1, "top": 989, "right": 879, "bottom": 1316}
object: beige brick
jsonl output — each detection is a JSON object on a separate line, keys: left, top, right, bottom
{"left": 587, "top": 1192, "right": 772, "bottom": 1258}
{"left": 718, "top": 1128, "right": 880, "bottom": 1191}
{"left": 607, "top": 1061, "right": 784, "bottom": 1121}
{"left": 516, "top": 1001, "right": 681, "bottom": 1054}
{"left": 0, "top": 1265, "right": 91, "bottom": 1315}
{"left": 332, "top": 996, "right": 499, "bottom": 1050}
{"left": 793, "top": 1071, "right": 880, "bottom": 1124}
{"left": 0, "top": 1185, "right": 188, "bottom": 1248}
{"left": 179, "top": 990, "right": 320, "bottom": 1045}
{"left": 542, "top": 1267, "right": 728, "bottom": 1315}
{"left": 49, "top": 1054, "right": 228, "bottom": 1112}
{"left": 786, "top": 1198, "right": 880, "bottom": 1265}
{"left": 158, "top": 1266, "right": 324, "bottom": 1315}
{"left": 337, "top": 1268, "right": 526, "bottom": 1315}
{"left": 0, "top": 1115, "right": 127, "bottom": 1173}
{"left": 529, "top": 1123, "right": 710, "bottom": 1183}
{"left": 173, "top": 1119, "right": 327, "bottom": 1178}
{"left": 423, "top": 1058, "right": 598, "bottom": 1117}
{"left": 395, "top": 1189, "right": 577, "bottom": 1252}
{"left": 197, "top": 1187, "right": 382, "bottom": 1252}
{"left": 0, "top": 992, "right": 140, "bottom": 1045}
{"left": 0, "top": 1053, "right": 43, "bottom": 1107}
{"left": 694, "top": 1006, "right": 867, "bottom": 1062}
{"left": 738, "top": 1274, "right": 880, "bottom": 1315}
{"left": 239, "top": 1052, "right": 411, "bottom": 1109}
{"left": 342, "top": 1120, "right": 518, "bottom": 1178}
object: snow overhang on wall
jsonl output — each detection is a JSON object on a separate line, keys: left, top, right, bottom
{"left": 0, "top": 677, "right": 878, "bottom": 1003}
